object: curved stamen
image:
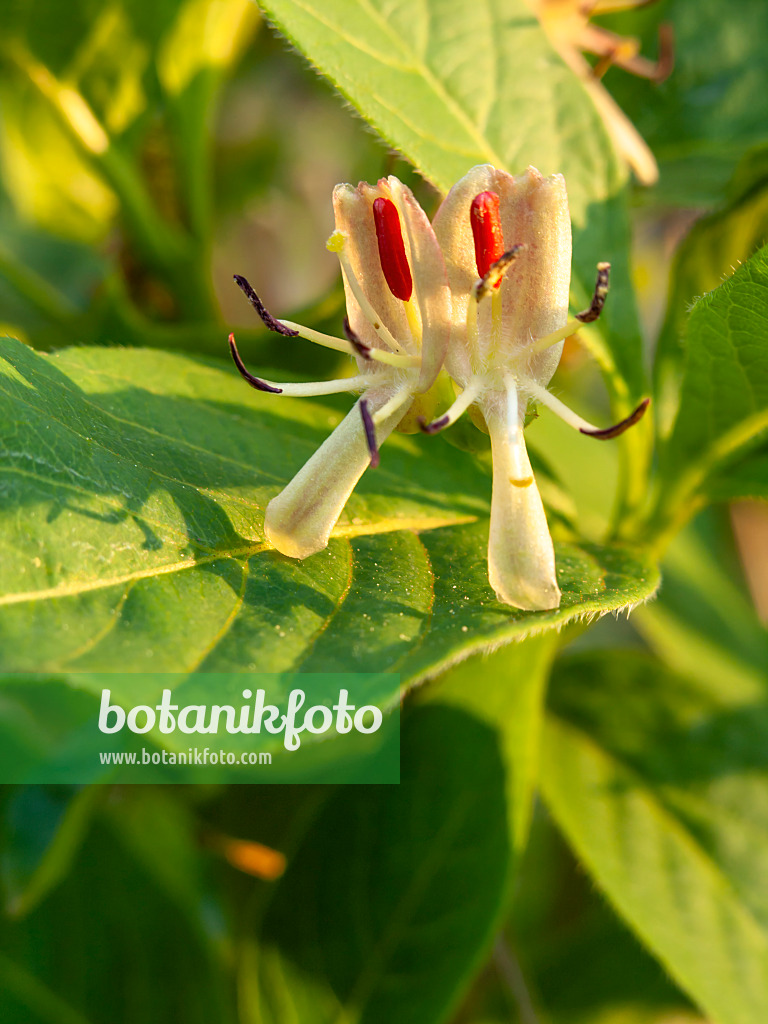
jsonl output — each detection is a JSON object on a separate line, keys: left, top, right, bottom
{"left": 575, "top": 262, "right": 611, "bottom": 323}
{"left": 525, "top": 378, "right": 649, "bottom": 439}
{"left": 525, "top": 262, "right": 613, "bottom": 356}
{"left": 372, "top": 387, "right": 413, "bottom": 426}
{"left": 420, "top": 378, "right": 483, "bottom": 434}
{"left": 328, "top": 231, "right": 406, "bottom": 354}
{"left": 420, "top": 414, "right": 449, "bottom": 435}
{"left": 277, "top": 319, "right": 364, "bottom": 359}
{"left": 229, "top": 334, "right": 370, "bottom": 397}
{"left": 359, "top": 399, "right": 379, "bottom": 467}
{"left": 233, "top": 275, "right": 299, "bottom": 337}
{"left": 580, "top": 398, "right": 650, "bottom": 439}
{"left": 229, "top": 334, "right": 282, "bottom": 392}
{"left": 473, "top": 245, "right": 525, "bottom": 303}
{"left": 279, "top": 318, "right": 418, "bottom": 369}
{"left": 343, "top": 317, "right": 370, "bottom": 358}
{"left": 233, "top": 273, "right": 411, "bottom": 366}
{"left": 372, "top": 197, "right": 413, "bottom": 301}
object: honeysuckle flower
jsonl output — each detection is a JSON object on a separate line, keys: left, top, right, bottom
{"left": 529, "top": 0, "right": 673, "bottom": 185}
{"left": 427, "top": 164, "right": 648, "bottom": 610}
{"left": 229, "top": 175, "right": 451, "bottom": 558}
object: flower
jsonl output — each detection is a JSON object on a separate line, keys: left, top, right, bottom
{"left": 230, "top": 165, "right": 648, "bottom": 613}
{"left": 427, "top": 164, "right": 648, "bottom": 610}
{"left": 529, "top": 0, "right": 674, "bottom": 185}
{"left": 229, "top": 175, "right": 451, "bottom": 558}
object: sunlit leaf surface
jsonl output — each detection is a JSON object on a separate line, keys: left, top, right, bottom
{"left": 0, "top": 338, "right": 658, "bottom": 690}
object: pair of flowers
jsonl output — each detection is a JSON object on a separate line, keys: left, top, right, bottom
{"left": 229, "top": 164, "right": 647, "bottom": 611}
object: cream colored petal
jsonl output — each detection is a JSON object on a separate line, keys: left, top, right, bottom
{"left": 540, "top": 29, "right": 659, "bottom": 185}
{"left": 388, "top": 177, "right": 451, "bottom": 391}
{"left": 579, "top": 73, "right": 659, "bottom": 185}
{"left": 432, "top": 164, "right": 571, "bottom": 387}
{"left": 264, "top": 386, "right": 407, "bottom": 559}
{"left": 484, "top": 396, "right": 561, "bottom": 610}
{"left": 332, "top": 180, "right": 411, "bottom": 358}
{"left": 494, "top": 166, "right": 570, "bottom": 382}
{"left": 432, "top": 163, "right": 498, "bottom": 384}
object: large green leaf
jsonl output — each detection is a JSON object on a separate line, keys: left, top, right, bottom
{"left": 419, "top": 635, "right": 558, "bottom": 860}
{"left": 0, "top": 338, "right": 659, "bottom": 690}
{"left": 654, "top": 153, "right": 768, "bottom": 443}
{"left": 256, "top": 0, "right": 646, "bottom": 405}
{"left": 542, "top": 650, "right": 768, "bottom": 1024}
{"left": 240, "top": 701, "right": 511, "bottom": 1024}
{"left": 653, "top": 245, "right": 768, "bottom": 540}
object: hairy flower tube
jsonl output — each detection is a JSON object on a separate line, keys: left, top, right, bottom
{"left": 427, "top": 164, "right": 648, "bottom": 610}
{"left": 229, "top": 175, "right": 451, "bottom": 558}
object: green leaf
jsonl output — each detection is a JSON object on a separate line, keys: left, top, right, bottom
{"left": 0, "top": 814, "right": 234, "bottom": 1024}
{"left": 654, "top": 155, "right": 768, "bottom": 443}
{"left": 653, "top": 244, "right": 768, "bottom": 541}
{"left": 0, "top": 785, "right": 102, "bottom": 918}
{"left": 462, "top": 810, "right": 699, "bottom": 1024}
{"left": 240, "top": 702, "right": 512, "bottom": 1024}
{"left": 102, "top": 788, "right": 207, "bottom": 927}
{"left": 0, "top": 192, "right": 107, "bottom": 349}
{"left": 0, "top": 952, "right": 93, "bottom": 1024}
{"left": 420, "top": 633, "right": 559, "bottom": 859}
{"left": 0, "top": 339, "right": 659, "bottom": 689}
{"left": 0, "top": 1, "right": 256, "bottom": 328}
{"left": 704, "top": 446, "right": 768, "bottom": 502}
{"left": 633, "top": 513, "right": 768, "bottom": 700}
{"left": 542, "top": 650, "right": 768, "bottom": 1024}
{"left": 605, "top": 0, "right": 768, "bottom": 206}
{"left": 2, "top": 0, "right": 255, "bottom": 142}
{"left": 256, "top": 0, "right": 647, "bottom": 403}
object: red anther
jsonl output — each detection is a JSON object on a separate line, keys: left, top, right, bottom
{"left": 372, "top": 197, "right": 413, "bottom": 301}
{"left": 470, "top": 191, "right": 505, "bottom": 286}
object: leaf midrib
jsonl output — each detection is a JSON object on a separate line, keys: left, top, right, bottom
{"left": 0, "top": 514, "right": 477, "bottom": 608}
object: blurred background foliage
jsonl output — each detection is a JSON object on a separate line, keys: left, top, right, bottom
{"left": 2, "top": 0, "right": 768, "bottom": 1022}
{"left": 0, "top": 0, "right": 403, "bottom": 365}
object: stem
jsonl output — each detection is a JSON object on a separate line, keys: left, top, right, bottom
{"left": 561, "top": 315, "right": 654, "bottom": 534}
{"left": 640, "top": 407, "right": 768, "bottom": 557}
{"left": 493, "top": 938, "right": 541, "bottom": 1024}
{"left": 9, "top": 46, "right": 217, "bottom": 323}
{"left": 165, "top": 71, "right": 218, "bottom": 244}
{"left": 0, "top": 243, "right": 80, "bottom": 326}
{"left": 611, "top": 408, "right": 654, "bottom": 539}
{"left": 0, "top": 953, "right": 93, "bottom": 1024}
{"left": 96, "top": 279, "right": 231, "bottom": 355}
